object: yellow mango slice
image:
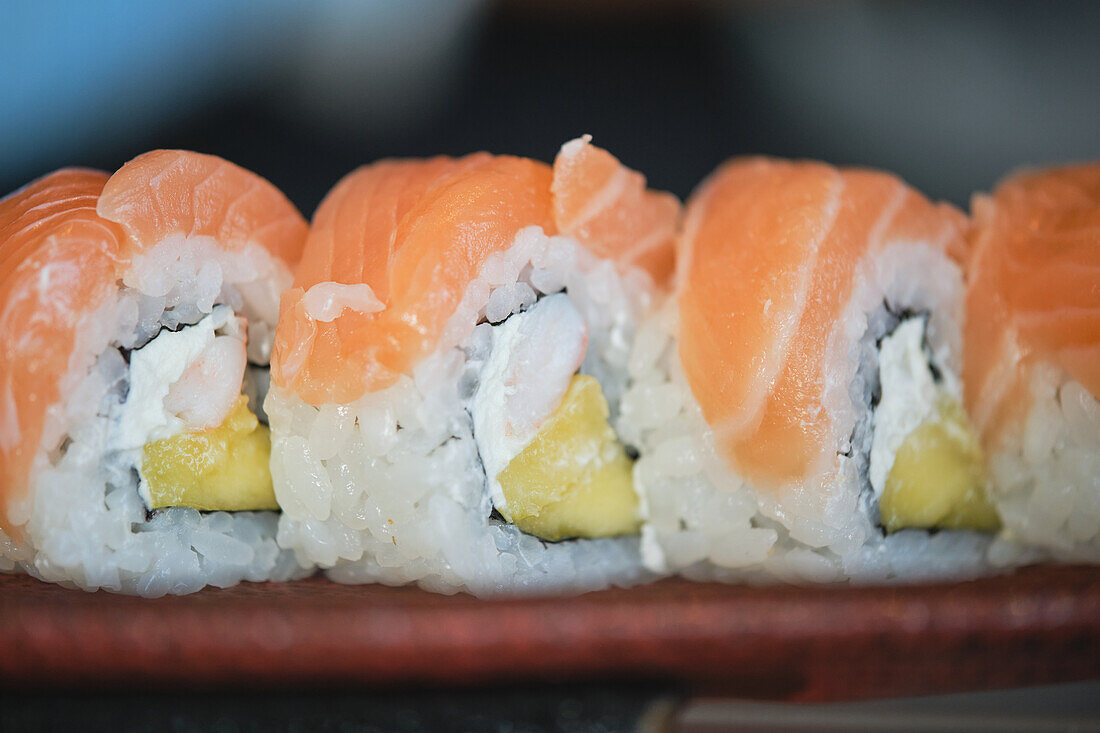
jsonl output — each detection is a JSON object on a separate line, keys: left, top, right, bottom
{"left": 142, "top": 396, "right": 278, "bottom": 511}
{"left": 879, "top": 396, "right": 1000, "bottom": 532}
{"left": 497, "top": 375, "right": 639, "bottom": 541}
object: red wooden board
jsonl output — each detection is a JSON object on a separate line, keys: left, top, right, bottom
{"left": 2, "top": 565, "right": 1098, "bottom": 701}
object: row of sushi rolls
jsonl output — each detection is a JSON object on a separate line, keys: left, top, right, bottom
{"left": 0, "top": 138, "right": 1096, "bottom": 597}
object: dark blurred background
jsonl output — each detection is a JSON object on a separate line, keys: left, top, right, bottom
{"left": 4, "top": 0, "right": 1099, "bottom": 215}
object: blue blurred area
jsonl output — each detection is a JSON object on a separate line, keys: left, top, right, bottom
{"left": 4, "top": 0, "right": 302, "bottom": 176}
{"left": 2, "top": 1, "right": 1098, "bottom": 214}
{"left": 2, "top": 0, "right": 485, "bottom": 197}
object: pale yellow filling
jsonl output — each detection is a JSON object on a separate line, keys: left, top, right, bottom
{"left": 142, "top": 396, "right": 278, "bottom": 511}
{"left": 880, "top": 396, "right": 1000, "bottom": 532}
{"left": 497, "top": 375, "right": 639, "bottom": 541}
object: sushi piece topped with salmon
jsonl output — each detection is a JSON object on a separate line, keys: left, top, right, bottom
{"left": 619, "top": 157, "right": 999, "bottom": 583}
{"left": 0, "top": 151, "right": 309, "bottom": 596}
{"left": 267, "top": 137, "right": 680, "bottom": 595}
{"left": 964, "top": 163, "right": 1100, "bottom": 563}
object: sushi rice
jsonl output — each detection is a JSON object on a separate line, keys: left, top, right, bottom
{"left": 964, "top": 164, "right": 1100, "bottom": 565}
{"left": 0, "top": 240, "right": 305, "bottom": 595}
{"left": 982, "top": 365, "right": 1100, "bottom": 563}
{"left": 620, "top": 228, "right": 1003, "bottom": 584}
{"left": 0, "top": 153, "right": 310, "bottom": 597}
{"left": 4, "top": 150, "right": 1095, "bottom": 599}
{"left": 270, "top": 226, "right": 658, "bottom": 595}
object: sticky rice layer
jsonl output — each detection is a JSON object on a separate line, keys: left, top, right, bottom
{"left": 984, "top": 363, "right": 1100, "bottom": 565}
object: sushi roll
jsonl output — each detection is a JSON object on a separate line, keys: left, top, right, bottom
{"left": 965, "top": 164, "right": 1100, "bottom": 563}
{"left": 269, "top": 137, "right": 680, "bottom": 595}
{"left": 619, "top": 158, "right": 1000, "bottom": 583}
{"left": 0, "top": 152, "right": 309, "bottom": 595}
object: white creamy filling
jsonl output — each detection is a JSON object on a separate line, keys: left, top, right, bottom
{"left": 110, "top": 305, "right": 244, "bottom": 507}
{"left": 868, "top": 317, "right": 941, "bottom": 498}
{"left": 470, "top": 293, "right": 588, "bottom": 514}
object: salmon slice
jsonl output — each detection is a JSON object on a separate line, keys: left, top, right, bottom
{"left": 292, "top": 156, "right": 479, "bottom": 304}
{"left": 97, "top": 150, "right": 307, "bottom": 265}
{"left": 964, "top": 164, "right": 1100, "bottom": 443}
{"left": 0, "top": 170, "right": 124, "bottom": 533}
{"left": 274, "top": 139, "right": 681, "bottom": 406}
{"left": 552, "top": 135, "right": 680, "bottom": 283}
{"left": 679, "top": 158, "right": 966, "bottom": 488}
{"left": 274, "top": 154, "right": 555, "bottom": 405}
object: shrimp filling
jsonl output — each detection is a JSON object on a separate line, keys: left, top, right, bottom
{"left": 112, "top": 305, "right": 277, "bottom": 511}
{"left": 869, "top": 316, "right": 998, "bottom": 532}
{"left": 471, "top": 294, "right": 640, "bottom": 541}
